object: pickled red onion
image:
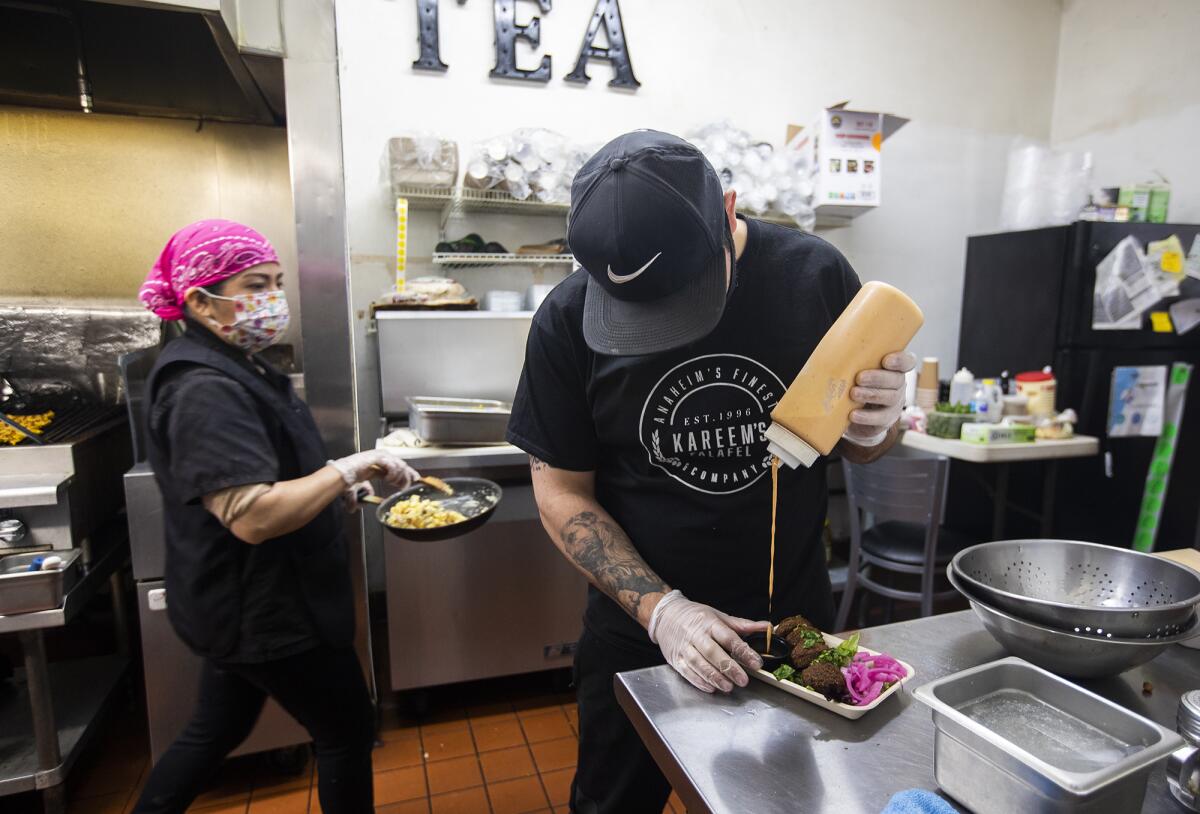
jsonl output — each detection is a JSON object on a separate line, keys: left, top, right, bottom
{"left": 841, "top": 651, "right": 908, "bottom": 706}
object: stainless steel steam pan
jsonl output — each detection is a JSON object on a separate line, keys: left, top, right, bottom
{"left": 406, "top": 397, "right": 511, "bottom": 445}
{"left": 914, "top": 656, "right": 1182, "bottom": 814}
{"left": 0, "top": 549, "right": 82, "bottom": 615}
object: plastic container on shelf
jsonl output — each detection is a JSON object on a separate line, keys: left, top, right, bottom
{"left": 970, "top": 379, "right": 1004, "bottom": 423}
{"left": 949, "top": 368, "right": 975, "bottom": 406}
{"left": 1016, "top": 369, "right": 1057, "bottom": 417}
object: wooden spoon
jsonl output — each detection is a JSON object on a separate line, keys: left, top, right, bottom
{"left": 363, "top": 465, "right": 454, "bottom": 496}
{"left": 419, "top": 475, "right": 454, "bottom": 496}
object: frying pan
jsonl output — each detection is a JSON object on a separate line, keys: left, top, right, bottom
{"left": 369, "top": 477, "right": 503, "bottom": 542}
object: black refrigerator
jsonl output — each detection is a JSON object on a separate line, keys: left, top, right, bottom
{"left": 956, "top": 221, "right": 1200, "bottom": 550}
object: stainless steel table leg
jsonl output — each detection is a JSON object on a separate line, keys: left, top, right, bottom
{"left": 992, "top": 463, "right": 1010, "bottom": 541}
{"left": 19, "top": 629, "right": 65, "bottom": 814}
{"left": 1041, "top": 460, "right": 1059, "bottom": 538}
{"left": 41, "top": 785, "right": 65, "bottom": 814}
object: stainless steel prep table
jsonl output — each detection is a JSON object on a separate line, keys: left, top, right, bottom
{"left": 0, "top": 532, "right": 128, "bottom": 814}
{"left": 615, "top": 610, "right": 1198, "bottom": 814}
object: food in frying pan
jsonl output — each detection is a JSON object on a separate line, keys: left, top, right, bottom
{"left": 385, "top": 495, "right": 467, "bottom": 529}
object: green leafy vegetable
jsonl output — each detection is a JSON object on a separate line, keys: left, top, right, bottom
{"left": 934, "top": 402, "right": 974, "bottom": 414}
{"left": 773, "top": 664, "right": 796, "bottom": 682}
{"left": 813, "top": 632, "right": 861, "bottom": 668}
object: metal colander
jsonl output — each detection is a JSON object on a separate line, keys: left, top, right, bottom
{"left": 951, "top": 539, "right": 1200, "bottom": 639}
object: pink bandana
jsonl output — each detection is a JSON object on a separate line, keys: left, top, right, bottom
{"left": 139, "top": 219, "right": 280, "bottom": 320}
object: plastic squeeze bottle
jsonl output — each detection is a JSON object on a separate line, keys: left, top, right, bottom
{"left": 764, "top": 281, "right": 924, "bottom": 468}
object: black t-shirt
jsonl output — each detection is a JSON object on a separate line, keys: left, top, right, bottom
{"left": 150, "top": 358, "right": 320, "bottom": 663}
{"left": 508, "top": 217, "right": 862, "bottom": 651}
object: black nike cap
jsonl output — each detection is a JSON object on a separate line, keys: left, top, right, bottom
{"left": 568, "top": 130, "right": 729, "bottom": 356}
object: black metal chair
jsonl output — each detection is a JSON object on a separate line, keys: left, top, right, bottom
{"left": 835, "top": 445, "right": 975, "bottom": 631}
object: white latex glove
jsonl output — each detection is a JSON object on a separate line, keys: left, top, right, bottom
{"left": 328, "top": 450, "right": 419, "bottom": 489}
{"left": 648, "top": 590, "right": 768, "bottom": 694}
{"left": 342, "top": 481, "right": 373, "bottom": 513}
{"left": 843, "top": 351, "right": 917, "bottom": 446}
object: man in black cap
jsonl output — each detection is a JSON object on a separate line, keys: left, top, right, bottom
{"left": 507, "top": 130, "right": 915, "bottom": 813}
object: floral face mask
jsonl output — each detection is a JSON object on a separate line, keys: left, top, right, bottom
{"left": 201, "top": 289, "right": 290, "bottom": 354}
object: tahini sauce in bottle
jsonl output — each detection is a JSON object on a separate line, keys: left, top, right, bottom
{"left": 764, "top": 281, "right": 924, "bottom": 469}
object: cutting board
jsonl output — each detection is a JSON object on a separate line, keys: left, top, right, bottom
{"left": 1155, "top": 548, "right": 1200, "bottom": 648}
{"left": 1154, "top": 548, "right": 1200, "bottom": 572}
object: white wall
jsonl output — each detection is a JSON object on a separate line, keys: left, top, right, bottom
{"left": 337, "top": 0, "right": 1064, "bottom": 384}
{"left": 1051, "top": 0, "right": 1200, "bottom": 222}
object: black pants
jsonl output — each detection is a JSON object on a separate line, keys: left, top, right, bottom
{"left": 571, "top": 628, "right": 673, "bottom": 814}
{"left": 132, "top": 644, "right": 375, "bottom": 814}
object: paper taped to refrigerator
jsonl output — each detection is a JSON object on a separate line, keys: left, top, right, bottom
{"left": 1147, "top": 234, "right": 1185, "bottom": 299}
{"left": 1169, "top": 298, "right": 1200, "bottom": 336}
{"left": 1093, "top": 236, "right": 1160, "bottom": 330}
{"left": 1186, "top": 235, "right": 1200, "bottom": 281}
{"left": 1108, "top": 365, "right": 1167, "bottom": 437}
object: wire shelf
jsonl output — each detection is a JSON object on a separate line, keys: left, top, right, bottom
{"left": 452, "top": 187, "right": 570, "bottom": 217}
{"left": 394, "top": 186, "right": 822, "bottom": 230}
{"left": 393, "top": 187, "right": 842, "bottom": 241}
{"left": 432, "top": 252, "right": 575, "bottom": 269}
{"left": 392, "top": 184, "right": 456, "bottom": 210}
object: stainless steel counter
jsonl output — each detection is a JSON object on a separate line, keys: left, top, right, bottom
{"left": 374, "top": 441, "right": 528, "bottom": 471}
{"left": 615, "top": 610, "right": 1199, "bottom": 814}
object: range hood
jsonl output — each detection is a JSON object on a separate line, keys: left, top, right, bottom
{"left": 0, "top": 0, "right": 284, "bottom": 125}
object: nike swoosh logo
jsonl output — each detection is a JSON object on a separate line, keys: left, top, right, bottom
{"left": 607, "top": 252, "right": 662, "bottom": 285}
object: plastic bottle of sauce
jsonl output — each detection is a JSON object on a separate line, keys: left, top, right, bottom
{"left": 764, "top": 281, "right": 924, "bottom": 468}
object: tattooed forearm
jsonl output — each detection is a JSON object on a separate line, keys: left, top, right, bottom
{"left": 561, "top": 511, "right": 669, "bottom": 620}
{"left": 529, "top": 455, "right": 550, "bottom": 472}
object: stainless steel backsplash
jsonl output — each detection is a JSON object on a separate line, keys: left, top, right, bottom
{"left": 0, "top": 303, "right": 160, "bottom": 404}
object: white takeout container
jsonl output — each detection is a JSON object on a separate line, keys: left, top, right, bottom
{"left": 750, "top": 632, "right": 915, "bottom": 720}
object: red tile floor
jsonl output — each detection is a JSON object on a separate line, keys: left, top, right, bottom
{"left": 9, "top": 686, "right": 686, "bottom": 814}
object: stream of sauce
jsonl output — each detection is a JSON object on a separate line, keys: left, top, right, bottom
{"left": 765, "top": 456, "right": 779, "bottom": 654}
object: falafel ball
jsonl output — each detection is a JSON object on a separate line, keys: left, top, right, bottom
{"left": 775, "top": 614, "right": 818, "bottom": 641}
{"left": 800, "top": 661, "right": 846, "bottom": 701}
{"left": 790, "top": 641, "right": 829, "bottom": 671}
{"left": 782, "top": 619, "right": 820, "bottom": 643}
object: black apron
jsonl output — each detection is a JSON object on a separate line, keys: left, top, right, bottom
{"left": 145, "top": 331, "right": 354, "bottom": 660}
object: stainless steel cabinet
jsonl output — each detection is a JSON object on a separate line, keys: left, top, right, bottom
{"left": 137, "top": 581, "right": 308, "bottom": 763}
{"left": 385, "top": 482, "right": 587, "bottom": 691}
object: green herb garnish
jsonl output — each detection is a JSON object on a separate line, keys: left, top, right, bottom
{"left": 813, "top": 632, "right": 861, "bottom": 668}
{"left": 798, "top": 628, "right": 823, "bottom": 649}
{"left": 772, "top": 664, "right": 796, "bottom": 682}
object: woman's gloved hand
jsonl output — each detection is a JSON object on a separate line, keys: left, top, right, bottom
{"left": 342, "top": 481, "right": 374, "bottom": 513}
{"left": 328, "top": 450, "right": 419, "bottom": 489}
{"left": 648, "top": 590, "right": 768, "bottom": 694}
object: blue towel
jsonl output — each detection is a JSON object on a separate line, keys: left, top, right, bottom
{"left": 880, "top": 789, "right": 958, "bottom": 814}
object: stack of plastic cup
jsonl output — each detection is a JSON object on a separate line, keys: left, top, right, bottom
{"left": 464, "top": 128, "right": 594, "bottom": 201}
{"left": 687, "top": 121, "right": 816, "bottom": 229}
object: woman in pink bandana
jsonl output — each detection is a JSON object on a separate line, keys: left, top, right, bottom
{"left": 133, "top": 220, "right": 415, "bottom": 814}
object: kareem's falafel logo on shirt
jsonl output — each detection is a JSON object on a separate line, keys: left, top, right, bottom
{"left": 638, "top": 354, "right": 785, "bottom": 494}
